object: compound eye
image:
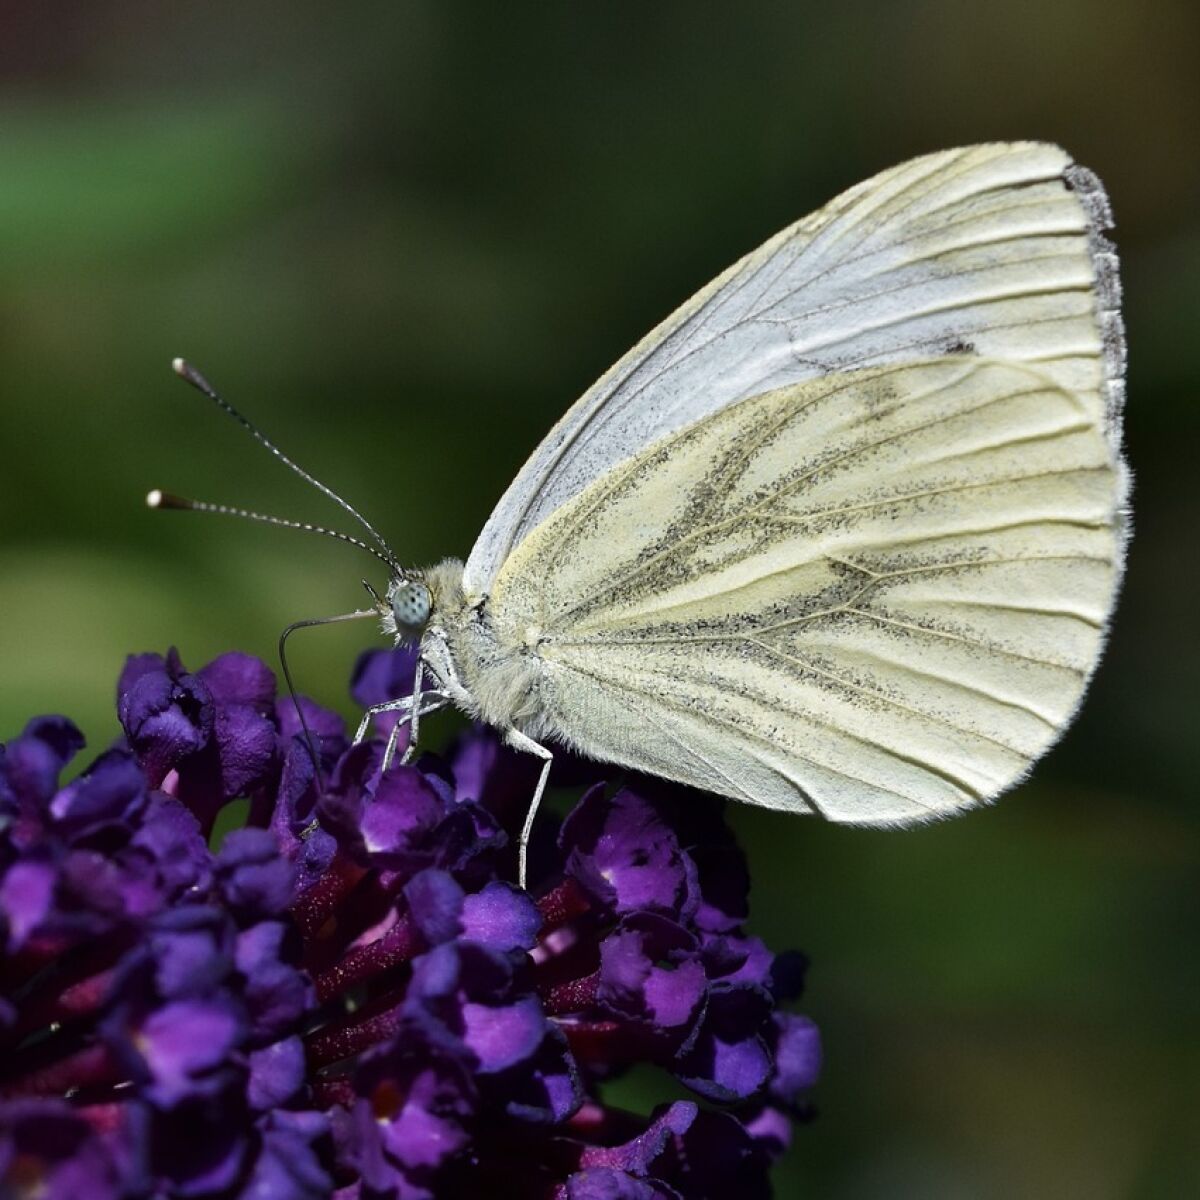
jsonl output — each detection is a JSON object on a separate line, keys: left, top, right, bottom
{"left": 391, "top": 580, "right": 431, "bottom": 632}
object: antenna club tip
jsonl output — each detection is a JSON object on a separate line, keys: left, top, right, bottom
{"left": 171, "top": 358, "right": 215, "bottom": 397}
{"left": 146, "top": 489, "right": 192, "bottom": 511}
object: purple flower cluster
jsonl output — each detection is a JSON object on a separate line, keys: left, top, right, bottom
{"left": 1, "top": 646, "right": 819, "bottom": 1198}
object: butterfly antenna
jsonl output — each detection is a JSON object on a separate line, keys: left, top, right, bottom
{"left": 170, "top": 358, "right": 402, "bottom": 574}
{"left": 145, "top": 490, "right": 397, "bottom": 570}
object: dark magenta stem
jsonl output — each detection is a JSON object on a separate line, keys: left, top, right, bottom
{"left": 312, "top": 914, "right": 422, "bottom": 1003}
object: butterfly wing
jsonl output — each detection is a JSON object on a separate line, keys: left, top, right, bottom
{"left": 489, "top": 357, "right": 1124, "bottom": 822}
{"left": 465, "top": 142, "right": 1124, "bottom": 598}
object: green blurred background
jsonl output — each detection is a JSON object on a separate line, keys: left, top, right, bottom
{"left": 1, "top": 2, "right": 1197, "bottom": 1195}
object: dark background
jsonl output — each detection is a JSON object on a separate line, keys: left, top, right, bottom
{"left": 1, "top": 3, "right": 1197, "bottom": 1195}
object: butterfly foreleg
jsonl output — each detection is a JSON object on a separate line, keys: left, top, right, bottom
{"left": 353, "top": 686, "right": 450, "bottom": 770}
{"left": 387, "top": 691, "right": 450, "bottom": 771}
{"left": 503, "top": 727, "right": 553, "bottom": 892}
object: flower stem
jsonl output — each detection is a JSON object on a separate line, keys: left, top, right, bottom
{"left": 541, "top": 970, "right": 600, "bottom": 1016}
{"left": 0, "top": 1042, "right": 121, "bottom": 1099}
{"left": 290, "top": 852, "right": 367, "bottom": 940}
{"left": 305, "top": 1000, "right": 403, "bottom": 1069}
{"left": 312, "top": 913, "right": 422, "bottom": 1003}
{"left": 535, "top": 876, "right": 591, "bottom": 931}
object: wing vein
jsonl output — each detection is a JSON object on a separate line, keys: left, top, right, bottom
{"left": 747, "top": 637, "right": 1040, "bottom": 747}
{"left": 759, "top": 244, "right": 1090, "bottom": 324}
{"left": 790, "top": 284, "right": 1095, "bottom": 357}
{"left": 842, "top": 608, "right": 1085, "bottom": 673}
{"left": 778, "top": 465, "right": 1111, "bottom": 526}
{"left": 753, "top": 636, "right": 1057, "bottom": 731}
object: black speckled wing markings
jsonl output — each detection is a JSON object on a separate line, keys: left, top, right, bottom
{"left": 465, "top": 142, "right": 1125, "bottom": 598}
{"left": 489, "top": 358, "right": 1120, "bottom": 823}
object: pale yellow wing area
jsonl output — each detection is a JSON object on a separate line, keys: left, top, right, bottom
{"left": 490, "top": 358, "right": 1122, "bottom": 824}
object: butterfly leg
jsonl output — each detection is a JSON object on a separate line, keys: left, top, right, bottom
{"left": 503, "top": 728, "right": 553, "bottom": 891}
{"left": 353, "top": 690, "right": 449, "bottom": 769}
{"left": 400, "top": 657, "right": 428, "bottom": 765}
{"left": 387, "top": 692, "right": 448, "bottom": 771}
{"left": 353, "top": 697, "right": 411, "bottom": 744}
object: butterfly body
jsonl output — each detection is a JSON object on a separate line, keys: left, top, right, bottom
{"left": 407, "top": 559, "right": 549, "bottom": 735}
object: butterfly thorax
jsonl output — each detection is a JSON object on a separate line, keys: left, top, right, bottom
{"left": 418, "top": 557, "right": 546, "bottom": 733}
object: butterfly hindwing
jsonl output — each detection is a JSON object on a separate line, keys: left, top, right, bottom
{"left": 490, "top": 358, "right": 1120, "bottom": 823}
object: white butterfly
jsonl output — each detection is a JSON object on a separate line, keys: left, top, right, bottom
{"left": 156, "top": 142, "right": 1128, "bottom": 887}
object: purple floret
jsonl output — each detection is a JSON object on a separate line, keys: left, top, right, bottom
{"left": 560, "top": 784, "right": 699, "bottom": 920}
{"left": 596, "top": 913, "right": 708, "bottom": 1034}
{"left": 117, "top": 649, "right": 214, "bottom": 789}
